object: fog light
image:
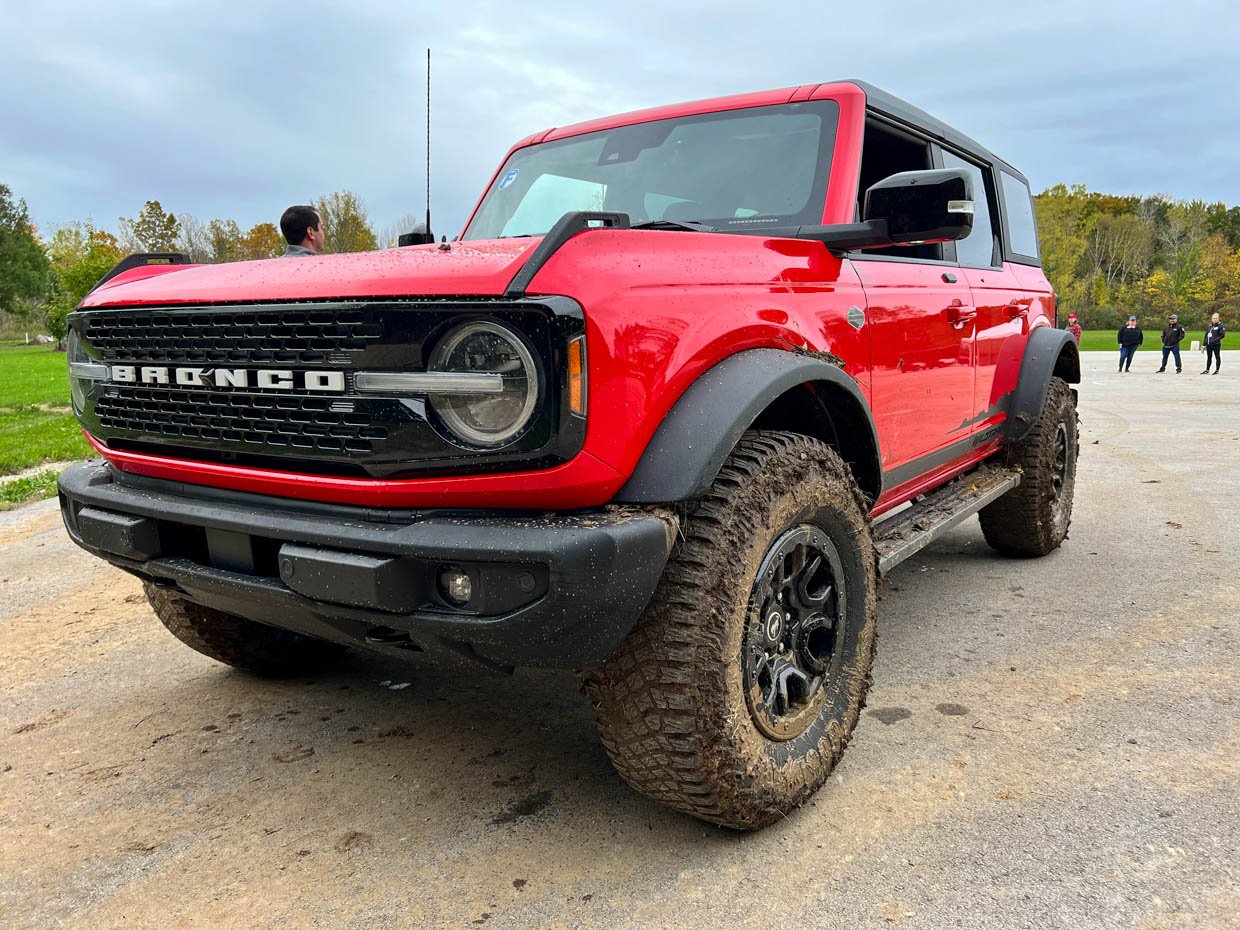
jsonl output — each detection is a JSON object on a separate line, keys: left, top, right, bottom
{"left": 438, "top": 568, "right": 472, "bottom": 606}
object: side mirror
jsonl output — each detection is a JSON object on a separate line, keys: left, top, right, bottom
{"left": 863, "top": 168, "right": 974, "bottom": 245}
{"left": 398, "top": 229, "right": 435, "bottom": 247}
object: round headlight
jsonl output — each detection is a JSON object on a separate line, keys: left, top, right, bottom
{"left": 66, "top": 328, "right": 88, "bottom": 415}
{"left": 428, "top": 322, "right": 539, "bottom": 448}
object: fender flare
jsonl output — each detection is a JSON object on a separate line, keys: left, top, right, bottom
{"left": 1005, "top": 327, "right": 1081, "bottom": 443}
{"left": 614, "top": 348, "right": 881, "bottom": 503}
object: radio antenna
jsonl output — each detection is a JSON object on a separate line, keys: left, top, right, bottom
{"left": 425, "top": 48, "right": 432, "bottom": 241}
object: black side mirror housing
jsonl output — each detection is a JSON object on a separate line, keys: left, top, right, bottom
{"left": 863, "top": 168, "right": 974, "bottom": 245}
{"left": 398, "top": 229, "right": 435, "bottom": 247}
{"left": 772, "top": 168, "right": 975, "bottom": 253}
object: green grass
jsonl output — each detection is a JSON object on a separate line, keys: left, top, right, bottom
{"left": 0, "top": 469, "right": 62, "bottom": 509}
{"left": 0, "top": 408, "right": 92, "bottom": 473}
{"left": 0, "top": 344, "right": 73, "bottom": 408}
{"left": 0, "top": 346, "right": 91, "bottom": 480}
{"left": 1077, "top": 330, "right": 1170, "bottom": 352}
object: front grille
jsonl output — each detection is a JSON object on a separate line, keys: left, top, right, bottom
{"left": 71, "top": 299, "right": 586, "bottom": 479}
{"left": 95, "top": 386, "right": 389, "bottom": 455}
{"left": 82, "top": 307, "right": 383, "bottom": 365}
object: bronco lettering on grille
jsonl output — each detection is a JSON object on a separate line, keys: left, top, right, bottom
{"left": 108, "top": 366, "right": 347, "bottom": 392}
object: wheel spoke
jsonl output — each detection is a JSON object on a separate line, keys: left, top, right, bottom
{"left": 744, "top": 525, "right": 848, "bottom": 741}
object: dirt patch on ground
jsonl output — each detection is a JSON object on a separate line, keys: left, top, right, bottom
{"left": 1, "top": 367, "right": 1237, "bottom": 929}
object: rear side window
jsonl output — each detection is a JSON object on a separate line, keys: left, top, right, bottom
{"left": 941, "top": 149, "right": 997, "bottom": 268}
{"left": 1000, "top": 171, "right": 1040, "bottom": 262}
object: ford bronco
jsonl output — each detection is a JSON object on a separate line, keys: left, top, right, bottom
{"left": 59, "top": 80, "right": 1079, "bottom": 829}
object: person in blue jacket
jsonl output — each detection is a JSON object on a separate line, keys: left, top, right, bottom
{"left": 1117, "top": 315, "right": 1143, "bottom": 372}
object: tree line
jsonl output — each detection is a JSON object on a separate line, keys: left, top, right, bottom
{"left": 0, "top": 184, "right": 413, "bottom": 343}
{"left": 1035, "top": 184, "right": 1240, "bottom": 329}
{"left": 3, "top": 179, "right": 1238, "bottom": 345}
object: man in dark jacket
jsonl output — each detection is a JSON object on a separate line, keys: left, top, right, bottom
{"left": 1117, "top": 315, "right": 1143, "bottom": 372}
{"left": 1157, "top": 313, "right": 1186, "bottom": 373}
{"left": 1202, "top": 312, "right": 1226, "bottom": 374}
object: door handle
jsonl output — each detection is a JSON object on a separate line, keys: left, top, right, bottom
{"left": 946, "top": 306, "right": 977, "bottom": 328}
{"left": 1006, "top": 303, "right": 1028, "bottom": 319}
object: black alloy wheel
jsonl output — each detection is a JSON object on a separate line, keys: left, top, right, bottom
{"left": 745, "top": 526, "right": 847, "bottom": 741}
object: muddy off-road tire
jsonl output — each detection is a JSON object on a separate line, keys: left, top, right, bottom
{"left": 145, "top": 583, "right": 345, "bottom": 677}
{"left": 979, "top": 376, "right": 1079, "bottom": 556}
{"left": 586, "top": 431, "right": 878, "bottom": 830}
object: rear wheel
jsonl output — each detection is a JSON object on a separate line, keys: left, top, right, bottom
{"left": 145, "top": 583, "right": 346, "bottom": 677}
{"left": 979, "top": 376, "right": 1078, "bottom": 556}
{"left": 586, "top": 431, "right": 878, "bottom": 830}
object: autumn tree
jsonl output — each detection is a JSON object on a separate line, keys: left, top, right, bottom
{"left": 236, "top": 223, "right": 284, "bottom": 261}
{"left": 45, "top": 222, "right": 124, "bottom": 343}
{"left": 206, "top": 218, "right": 242, "bottom": 263}
{"left": 175, "top": 213, "right": 213, "bottom": 263}
{"left": 313, "top": 191, "right": 378, "bottom": 253}
{"left": 0, "top": 183, "right": 51, "bottom": 316}
{"left": 119, "top": 200, "right": 180, "bottom": 252}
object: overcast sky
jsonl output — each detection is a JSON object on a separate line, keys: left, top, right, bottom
{"left": 3, "top": 1, "right": 1238, "bottom": 243}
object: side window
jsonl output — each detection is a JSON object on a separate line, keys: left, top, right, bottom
{"left": 855, "top": 119, "right": 941, "bottom": 261}
{"left": 1000, "top": 171, "right": 1040, "bottom": 260}
{"left": 940, "top": 149, "right": 997, "bottom": 268}
{"left": 501, "top": 174, "right": 606, "bottom": 237}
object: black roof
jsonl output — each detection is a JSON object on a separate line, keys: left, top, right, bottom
{"left": 845, "top": 80, "right": 1028, "bottom": 183}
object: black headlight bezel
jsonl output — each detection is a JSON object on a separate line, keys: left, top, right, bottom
{"left": 66, "top": 296, "right": 588, "bottom": 480}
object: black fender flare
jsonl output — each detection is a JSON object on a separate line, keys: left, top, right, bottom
{"left": 1005, "top": 327, "right": 1081, "bottom": 443}
{"left": 614, "top": 348, "right": 881, "bottom": 503}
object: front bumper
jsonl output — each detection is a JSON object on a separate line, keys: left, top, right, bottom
{"left": 58, "top": 461, "right": 676, "bottom": 669}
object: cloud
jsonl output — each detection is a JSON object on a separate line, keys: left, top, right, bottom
{"left": 2, "top": 0, "right": 1238, "bottom": 241}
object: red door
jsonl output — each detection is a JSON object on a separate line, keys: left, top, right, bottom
{"left": 853, "top": 259, "right": 976, "bottom": 486}
{"left": 960, "top": 264, "right": 1030, "bottom": 437}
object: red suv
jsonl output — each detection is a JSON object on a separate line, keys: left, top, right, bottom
{"left": 59, "top": 80, "right": 1079, "bottom": 829}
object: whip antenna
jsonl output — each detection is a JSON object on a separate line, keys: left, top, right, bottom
{"left": 426, "top": 48, "right": 432, "bottom": 241}
{"left": 399, "top": 49, "right": 434, "bottom": 247}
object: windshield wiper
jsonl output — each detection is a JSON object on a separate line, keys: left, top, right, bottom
{"left": 630, "top": 219, "right": 717, "bottom": 233}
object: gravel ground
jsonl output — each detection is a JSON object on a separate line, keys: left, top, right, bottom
{"left": 0, "top": 350, "right": 1236, "bottom": 929}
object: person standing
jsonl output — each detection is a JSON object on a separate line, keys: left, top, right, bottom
{"left": 1156, "top": 313, "right": 1186, "bottom": 373}
{"left": 1202, "top": 312, "right": 1226, "bottom": 374}
{"left": 1066, "top": 312, "right": 1082, "bottom": 344}
{"left": 1117, "top": 315, "right": 1143, "bottom": 372}
{"left": 279, "top": 205, "right": 325, "bottom": 257}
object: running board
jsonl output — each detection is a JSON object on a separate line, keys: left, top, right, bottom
{"left": 873, "top": 467, "right": 1021, "bottom": 575}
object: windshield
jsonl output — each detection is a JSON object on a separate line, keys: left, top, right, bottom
{"left": 462, "top": 100, "right": 839, "bottom": 240}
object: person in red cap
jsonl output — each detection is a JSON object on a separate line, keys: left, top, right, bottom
{"left": 1066, "top": 312, "right": 1082, "bottom": 344}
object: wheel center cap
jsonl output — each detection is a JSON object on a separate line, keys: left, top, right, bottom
{"left": 765, "top": 610, "right": 784, "bottom": 642}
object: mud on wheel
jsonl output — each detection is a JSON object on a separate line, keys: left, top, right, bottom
{"left": 586, "top": 431, "right": 878, "bottom": 830}
{"left": 145, "top": 583, "right": 345, "bottom": 677}
{"left": 979, "top": 376, "right": 1079, "bottom": 557}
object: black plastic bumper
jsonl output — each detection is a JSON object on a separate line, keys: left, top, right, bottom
{"left": 58, "top": 462, "right": 677, "bottom": 669}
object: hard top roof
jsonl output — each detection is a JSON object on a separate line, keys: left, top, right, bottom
{"left": 532, "top": 80, "right": 1028, "bottom": 185}
{"left": 847, "top": 80, "right": 1027, "bottom": 183}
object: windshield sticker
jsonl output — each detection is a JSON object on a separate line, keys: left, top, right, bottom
{"left": 498, "top": 169, "right": 519, "bottom": 191}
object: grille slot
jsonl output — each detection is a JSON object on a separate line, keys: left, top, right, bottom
{"left": 83, "top": 308, "right": 383, "bottom": 365}
{"left": 96, "top": 387, "right": 389, "bottom": 455}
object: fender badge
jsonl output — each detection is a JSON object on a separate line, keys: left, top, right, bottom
{"left": 848, "top": 305, "right": 865, "bottom": 330}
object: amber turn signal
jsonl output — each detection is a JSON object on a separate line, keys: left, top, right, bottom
{"left": 568, "top": 336, "right": 586, "bottom": 416}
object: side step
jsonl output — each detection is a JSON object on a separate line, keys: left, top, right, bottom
{"left": 873, "top": 466, "right": 1021, "bottom": 575}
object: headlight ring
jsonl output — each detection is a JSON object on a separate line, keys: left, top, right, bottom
{"left": 427, "top": 321, "right": 540, "bottom": 448}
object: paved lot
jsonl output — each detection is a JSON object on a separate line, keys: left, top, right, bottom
{"left": 1, "top": 351, "right": 1237, "bottom": 930}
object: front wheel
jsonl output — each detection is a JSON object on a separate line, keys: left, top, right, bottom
{"left": 145, "top": 583, "right": 346, "bottom": 677}
{"left": 979, "top": 376, "right": 1079, "bottom": 556}
{"left": 586, "top": 431, "right": 878, "bottom": 830}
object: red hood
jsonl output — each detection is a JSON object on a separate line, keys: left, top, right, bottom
{"left": 80, "top": 240, "right": 539, "bottom": 308}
